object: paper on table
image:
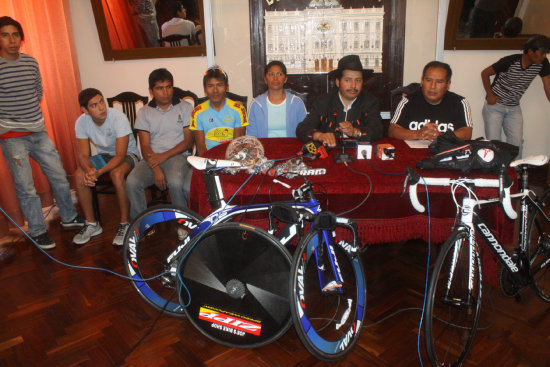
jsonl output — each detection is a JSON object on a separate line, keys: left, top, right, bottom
{"left": 405, "top": 140, "right": 431, "bottom": 149}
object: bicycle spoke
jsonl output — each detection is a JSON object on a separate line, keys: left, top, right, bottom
{"left": 528, "top": 189, "right": 550, "bottom": 302}
{"left": 425, "top": 230, "right": 482, "bottom": 367}
{"left": 122, "top": 205, "right": 203, "bottom": 318}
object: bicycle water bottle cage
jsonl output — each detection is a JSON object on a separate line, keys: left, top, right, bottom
{"left": 313, "top": 211, "right": 337, "bottom": 231}
{"left": 269, "top": 203, "right": 299, "bottom": 224}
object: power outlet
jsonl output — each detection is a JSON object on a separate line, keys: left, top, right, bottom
{"left": 357, "top": 143, "right": 372, "bottom": 160}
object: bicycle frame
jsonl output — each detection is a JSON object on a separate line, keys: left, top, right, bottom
{"left": 160, "top": 170, "right": 321, "bottom": 270}
{"left": 454, "top": 181, "right": 550, "bottom": 289}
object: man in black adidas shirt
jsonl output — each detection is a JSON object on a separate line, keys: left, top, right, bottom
{"left": 481, "top": 34, "right": 550, "bottom": 157}
{"left": 389, "top": 61, "right": 473, "bottom": 142}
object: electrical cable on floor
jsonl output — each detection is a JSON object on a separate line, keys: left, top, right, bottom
{"left": 416, "top": 176, "right": 430, "bottom": 367}
{"left": 0, "top": 206, "right": 170, "bottom": 282}
{"left": 111, "top": 289, "right": 177, "bottom": 367}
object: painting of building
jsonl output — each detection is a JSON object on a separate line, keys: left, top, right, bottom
{"left": 264, "top": 0, "right": 384, "bottom": 74}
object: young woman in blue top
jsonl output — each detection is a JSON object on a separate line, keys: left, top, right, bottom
{"left": 248, "top": 61, "right": 307, "bottom": 138}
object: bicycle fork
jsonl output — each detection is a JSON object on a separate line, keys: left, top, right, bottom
{"left": 443, "top": 198, "right": 479, "bottom": 308}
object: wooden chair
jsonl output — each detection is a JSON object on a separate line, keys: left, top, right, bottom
{"left": 159, "top": 34, "right": 193, "bottom": 47}
{"left": 174, "top": 87, "right": 198, "bottom": 107}
{"left": 287, "top": 89, "right": 308, "bottom": 109}
{"left": 91, "top": 92, "right": 172, "bottom": 222}
{"left": 107, "top": 92, "right": 149, "bottom": 134}
{"left": 387, "top": 83, "right": 421, "bottom": 136}
{"left": 196, "top": 92, "right": 248, "bottom": 110}
{"left": 390, "top": 83, "right": 420, "bottom": 118}
{"left": 87, "top": 92, "right": 149, "bottom": 223}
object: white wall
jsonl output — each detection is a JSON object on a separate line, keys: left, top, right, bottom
{"left": 444, "top": 50, "right": 550, "bottom": 158}
{"left": 70, "top": 0, "right": 550, "bottom": 157}
{"left": 69, "top": 0, "right": 250, "bottom": 101}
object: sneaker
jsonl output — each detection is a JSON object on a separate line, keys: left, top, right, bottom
{"left": 32, "top": 233, "right": 56, "bottom": 250}
{"left": 113, "top": 223, "right": 130, "bottom": 246}
{"left": 62, "top": 214, "right": 86, "bottom": 229}
{"left": 73, "top": 222, "right": 103, "bottom": 245}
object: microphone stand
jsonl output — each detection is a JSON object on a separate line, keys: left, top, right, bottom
{"left": 333, "top": 130, "right": 354, "bottom": 163}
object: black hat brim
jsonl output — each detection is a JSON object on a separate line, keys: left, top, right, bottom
{"left": 328, "top": 68, "right": 374, "bottom": 80}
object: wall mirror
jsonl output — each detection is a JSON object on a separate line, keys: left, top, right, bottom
{"left": 91, "top": 0, "right": 207, "bottom": 61}
{"left": 444, "top": 0, "right": 549, "bottom": 50}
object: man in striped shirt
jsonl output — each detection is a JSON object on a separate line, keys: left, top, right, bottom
{"left": 389, "top": 61, "right": 473, "bottom": 142}
{"left": 482, "top": 34, "right": 550, "bottom": 157}
{"left": 0, "top": 17, "right": 84, "bottom": 249}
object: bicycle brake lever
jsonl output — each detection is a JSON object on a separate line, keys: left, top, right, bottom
{"left": 401, "top": 167, "right": 420, "bottom": 197}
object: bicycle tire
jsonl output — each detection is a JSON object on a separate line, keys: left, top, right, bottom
{"left": 289, "top": 228, "right": 366, "bottom": 361}
{"left": 527, "top": 188, "right": 550, "bottom": 302}
{"left": 425, "top": 229, "right": 482, "bottom": 367}
{"left": 122, "top": 205, "right": 203, "bottom": 318}
{"left": 179, "top": 222, "right": 293, "bottom": 348}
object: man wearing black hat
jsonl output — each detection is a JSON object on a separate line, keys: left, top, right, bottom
{"left": 296, "top": 54, "right": 382, "bottom": 146}
{"left": 481, "top": 34, "right": 550, "bottom": 157}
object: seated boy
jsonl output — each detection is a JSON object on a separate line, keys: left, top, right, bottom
{"left": 73, "top": 88, "right": 140, "bottom": 245}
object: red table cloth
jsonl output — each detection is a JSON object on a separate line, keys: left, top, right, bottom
{"left": 189, "top": 138, "right": 516, "bottom": 287}
{"left": 189, "top": 138, "right": 513, "bottom": 244}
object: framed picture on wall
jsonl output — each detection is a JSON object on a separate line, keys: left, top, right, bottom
{"left": 249, "top": 0, "right": 405, "bottom": 113}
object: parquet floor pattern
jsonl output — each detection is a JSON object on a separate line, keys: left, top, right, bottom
{"left": 1, "top": 178, "right": 550, "bottom": 366}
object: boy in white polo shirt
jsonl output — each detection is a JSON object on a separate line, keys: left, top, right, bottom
{"left": 73, "top": 88, "right": 140, "bottom": 246}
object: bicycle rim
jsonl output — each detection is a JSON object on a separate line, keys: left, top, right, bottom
{"left": 122, "top": 205, "right": 203, "bottom": 318}
{"left": 179, "top": 223, "right": 292, "bottom": 348}
{"left": 528, "top": 188, "right": 550, "bottom": 302}
{"left": 425, "top": 229, "right": 482, "bottom": 367}
{"left": 290, "top": 229, "right": 366, "bottom": 361}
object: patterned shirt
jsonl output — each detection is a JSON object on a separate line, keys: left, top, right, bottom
{"left": 0, "top": 53, "right": 44, "bottom": 134}
{"left": 491, "top": 54, "right": 550, "bottom": 106}
{"left": 190, "top": 98, "right": 248, "bottom": 150}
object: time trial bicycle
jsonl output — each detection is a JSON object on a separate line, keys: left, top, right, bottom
{"left": 122, "top": 156, "right": 367, "bottom": 360}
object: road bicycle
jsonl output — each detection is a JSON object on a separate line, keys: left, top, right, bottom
{"left": 122, "top": 156, "right": 366, "bottom": 359}
{"left": 405, "top": 154, "right": 550, "bottom": 366}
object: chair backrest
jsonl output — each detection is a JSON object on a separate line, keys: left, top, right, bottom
{"left": 195, "top": 27, "right": 203, "bottom": 45}
{"left": 174, "top": 87, "right": 199, "bottom": 107}
{"left": 390, "top": 83, "right": 421, "bottom": 118}
{"left": 107, "top": 92, "right": 149, "bottom": 129}
{"left": 159, "top": 34, "right": 192, "bottom": 47}
{"left": 287, "top": 89, "right": 308, "bottom": 108}
{"left": 196, "top": 92, "right": 248, "bottom": 110}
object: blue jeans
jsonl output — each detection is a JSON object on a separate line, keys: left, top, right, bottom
{"left": 126, "top": 154, "right": 192, "bottom": 219}
{"left": 483, "top": 102, "right": 524, "bottom": 157}
{"left": 0, "top": 132, "right": 78, "bottom": 236}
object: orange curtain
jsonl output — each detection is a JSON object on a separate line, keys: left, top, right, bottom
{"left": 0, "top": 0, "right": 82, "bottom": 236}
{"left": 104, "top": 0, "right": 146, "bottom": 49}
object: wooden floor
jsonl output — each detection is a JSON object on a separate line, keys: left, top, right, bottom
{"left": 1, "top": 174, "right": 550, "bottom": 366}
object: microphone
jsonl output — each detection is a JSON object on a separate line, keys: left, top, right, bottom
{"left": 301, "top": 141, "right": 328, "bottom": 160}
{"left": 333, "top": 129, "right": 354, "bottom": 163}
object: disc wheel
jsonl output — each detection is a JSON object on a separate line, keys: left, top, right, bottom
{"left": 289, "top": 228, "right": 366, "bottom": 361}
{"left": 527, "top": 188, "right": 550, "bottom": 302}
{"left": 179, "top": 223, "right": 292, "bottom": 348}
{"left": 122, "top": 205, "right": 203, "bottom": 318}
{"left": 425, "top": 229, "right": 482, "bottom": 367}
